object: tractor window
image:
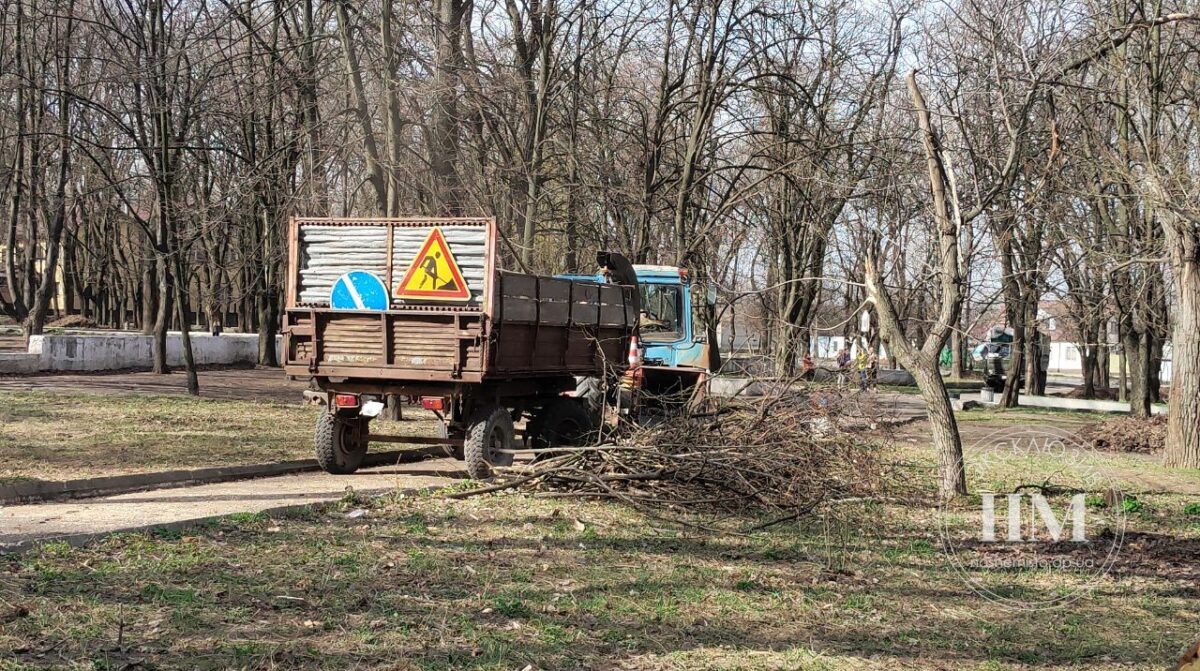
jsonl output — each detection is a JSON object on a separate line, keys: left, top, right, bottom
{"left": 639, "top": 284, "right": 683, "bottom": 342}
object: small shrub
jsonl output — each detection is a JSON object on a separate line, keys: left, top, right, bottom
{"left": 1183, "top": 502, "right": 1200, "bottom": 517}
{"left": 1121, "top": 498, "right": 1145, "bottom": 514}
{"left": 492, "top": 594, "right": 530, "bottom": 618}
{"left": 734, "top": 579, "right": 757, "bottom": 591}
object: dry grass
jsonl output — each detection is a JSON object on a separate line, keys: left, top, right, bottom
{"left": 2, "top": 395, "right": 1200, "bottom": 669}
{"left": 2, "top": 415, "right": 1200, "bottom": 670}
{"left": 0, "top": 391, "right": 437, "bottom": 482}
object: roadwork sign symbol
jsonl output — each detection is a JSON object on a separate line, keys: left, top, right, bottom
{"left": 394, "top": 228, "right": 470, "bottom": 302}
{"left": 330, "top": 271, "right": 389, "bottom": 311}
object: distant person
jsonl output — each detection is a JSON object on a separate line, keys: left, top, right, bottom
{"left": 835, "top": 346, "right": 851, "bottom": 386}
{"left": 801, "top": 353, "right": 815, "bottom": 381}
{"left": 867, "top": 351, "right": 879, "bottom": 391}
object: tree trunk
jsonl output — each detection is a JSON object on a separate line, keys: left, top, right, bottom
{"left": 1118, "top": 341, "right": 1128, "bottom": 403}
{"left": 950, "top": 329, "right": 966, "bottom": 380}
{"left": 173, "top": 257, "right": 199, "bottom": 395}
{"left": 1096, "top": 341, "right": 1110, "bottom": 392}
{"left": 912, "top": 363, "right": 967, "bottom": 497}
{"left": 334, "top": 0, "right": 388, "bottom": 214}
{"left": 431, "top": 0, "right": 465, "bottom": 214}
{"left": 1162, "top": 216, "right": 1200, "bottom": 468}
{"left": 860, "top": 71, "right": 968, "bottom": 499}
{"left": 25, "top": 96, "right": 71, "bottom": 338}
{"left": 152, "top": 252, "right": 171, "bottom": 374}
{"left": 141, "top": 259, "right": 156, "bottom": 335}
{"left": 1123, "top": 329, "right": 1152, "bottom": 418}
{"left": 1080, "top": 339, "right": 1097, "bottom": 399}
{"left": 257, "top": 290, "right": 279, "bottom": 367}
{"left": 1024, "top": 329, "right": 1046, "bottom": 396}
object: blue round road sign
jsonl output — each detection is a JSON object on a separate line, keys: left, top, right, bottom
{"left": 330, "top": 271, "right": 389, "bottom": 311}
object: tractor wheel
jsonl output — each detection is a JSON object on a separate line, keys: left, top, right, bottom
{"left": 574, "top": 377, "right": 605, "bottom": 425}
{"left": 463, "top": 406, "right": 515, "bottom": 479}
{"left": 315, "top": 412, "right": 368, "bottom": 474}
{"left": 528, "top": 398, "right": 596, "bottom": 451}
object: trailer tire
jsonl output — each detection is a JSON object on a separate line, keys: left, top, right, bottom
{"left": 528, "top": 398, "right": 596, "bottom": 451}
{"left": 463, "top": 406, "right": 514, "bottom": 479}
{"left": 436, "top": 422, "right": 466, "bottom": 460}
{"left": 315, "top": 412, "right": 368, "bottom": 474}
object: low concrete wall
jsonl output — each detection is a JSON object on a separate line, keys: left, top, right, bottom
{"left": 810, "top": 368, "right": 917, "bottom": 386}
{"left": 27, "top": 332, "right": 281, "bottom": 371}
{"left": 0, "top": 352, "right": 40, "bottom": 374}
{"left": 977, "top": 391, "right": 1168, "bottom": 415}
{"left": 709, "top": 369, "right": 918, "bottom": 397}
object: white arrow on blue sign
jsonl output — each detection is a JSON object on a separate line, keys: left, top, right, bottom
{"left": 330, "top": 271, "right": 389, "bottom": 311}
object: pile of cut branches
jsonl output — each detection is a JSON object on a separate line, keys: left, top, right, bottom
{"left": 1082, "top": 415, "right": 1167, "bottom": 454}
{"left": 452, "top": 388, "right": 894, "bottom": 531}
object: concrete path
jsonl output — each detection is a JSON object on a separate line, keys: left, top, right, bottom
{"left": 869, "top": 392, "right": 928, "bottom": 421}
{"left": 0, "top": 458, "right": 464, "bottom": 551}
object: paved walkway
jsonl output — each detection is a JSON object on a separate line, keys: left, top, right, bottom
{"left": 0, "top": 458, "right": 465, "bottom": 551}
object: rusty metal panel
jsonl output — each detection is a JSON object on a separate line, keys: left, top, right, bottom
{"left": 598, "top": 284, "right": 629, "bottom": 326}
{"left": 563, "top": 329, "right": 596, "bottom": 368}
{"left": 493, "top": 324, "right": 537, "bottom": 371}
{"left": 498, "top": 272, "right": 537, "bottom": 323}
{"left": 538, "top": 278, "right": 571, "bottom": 325}
{"left": 284, "top": 218, "right": 636, "bottom": 384}
{"left": 391, "top": 314, "right": 459, "bottom": 370}
{"left": 572, "top": 284, "right": 600, "bottom": 324}
{"left": 322, "top": 315, "right": 384, "bottom": 364}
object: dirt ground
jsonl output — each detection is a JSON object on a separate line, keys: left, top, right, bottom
{"left": 0, "top": 367, "right": 311, "bottom": 404}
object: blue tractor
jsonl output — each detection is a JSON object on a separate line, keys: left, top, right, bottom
{"left": 560, "top": 257, "right": 720, "bottom": 415}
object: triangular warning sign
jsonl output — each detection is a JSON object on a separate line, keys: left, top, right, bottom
{"left": 394, "top": 228, "right": 471, "bottom": 302}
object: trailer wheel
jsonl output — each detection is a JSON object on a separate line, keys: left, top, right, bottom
{"left": 436, "top": 422, "right": 466, "bottom": 460}
{"left": 463, "top": 406, "right": 514, "bottom": 479}
{"left": 528, "top": 398, "right": 596, "bottom": 451}
{"left": 315, "top": 411, "right": 368, "bottom": 474}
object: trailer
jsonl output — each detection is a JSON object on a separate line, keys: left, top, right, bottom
{"left": 281, "top": 217, "right": 639, "bottom": 478}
